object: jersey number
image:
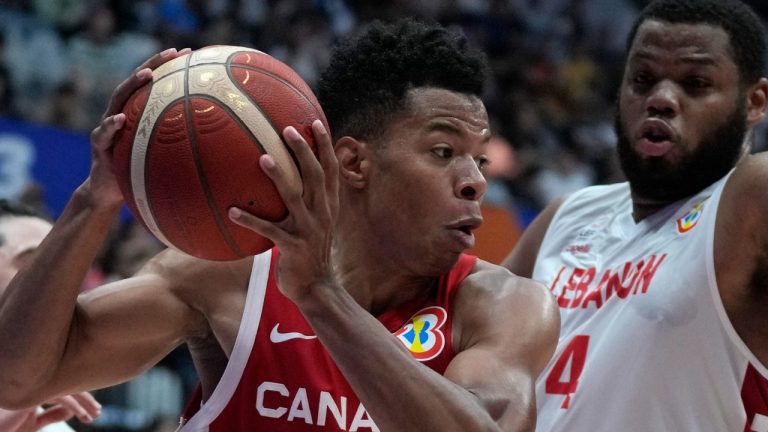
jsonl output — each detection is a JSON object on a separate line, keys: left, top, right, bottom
{"left": 545, "top": 335, "right": 590, "bottom": 409}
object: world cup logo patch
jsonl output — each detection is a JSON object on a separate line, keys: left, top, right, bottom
{"left": 676, "top": 200, "right": 706, "bottom": 234}
{"left": 393, "top": 306, "right": 447, "bottom": 362}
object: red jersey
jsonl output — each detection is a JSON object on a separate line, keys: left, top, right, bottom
{"left": 180, "top": 248, "right": 477, "bottom": 431}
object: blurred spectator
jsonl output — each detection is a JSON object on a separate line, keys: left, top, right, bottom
{"left": 532, "top": 146, "right": 595, "bottom": 207}
{"left": 67, "top": 5, "right": 159, "bottom": 130}
{"left": 30, "top": 0, "right": 88, "bottom": 34}
{"left": 31, "top": 81, "right": 88, "bottom": 131}
{"left": 0, "top": 33, "right": 16, "bottom": 118}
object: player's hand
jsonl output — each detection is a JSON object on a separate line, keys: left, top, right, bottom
{"left": 86, "top": 48, "right": 192, "bottom": 209}
{"left": 34, "top": 392, "right": 101, "bottom": 430}
{"left": 228, "top": 120, "right": 339, "bottom": 301}
{"left": 101, "top": 47, "right": 191, "bottom": 120}
{"left": 0, "top": 392, "right": 101, "bottom": 432}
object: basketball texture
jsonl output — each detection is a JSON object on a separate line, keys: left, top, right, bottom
{"left": 113, "top": 45, "right": 328, "bottom": 261}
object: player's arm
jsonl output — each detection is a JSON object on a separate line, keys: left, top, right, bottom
{"left": 444, "top": 262, "right": 559, "bottom": 430}
{"left": 501, "top": 197, "right": 565, "bottom": 278}
{"left": 0, "top": 49, "right": 196, "bottom": 409}
{"left": 0, "top": 244, "right": 207, "bottom": 409}
{"left": 712, "top": 152, "right": 768, "bottom": 364}
{"left": 229, "top": 121, "right": 560, "bottom": 430}
{"left": 290, "top": 261, "right": 558, "bottom": 431}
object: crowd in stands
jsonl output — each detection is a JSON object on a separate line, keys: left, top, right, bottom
{"left": 1, "top": 1, "right": 767, "bottom": 430}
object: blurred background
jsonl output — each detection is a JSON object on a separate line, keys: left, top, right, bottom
{"left": 1, "top": 1, "right": 767, "bottom": 430}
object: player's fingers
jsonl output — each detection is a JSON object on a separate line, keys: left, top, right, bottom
{"left": 90, "top": 113, "right": 126, "bottom": 153}
{"left": 229, "top": 207, "right": 290, "bottom": 243}
{"left": 102, "top": 47, "right": 192, "bottom": 118}
{"left": 69, "top": 392, "right": 102, "bottom": 417}
{"left": 133, "top": 47, "right": 191, "bottom": 75}
{"left": 102, "top": 67, "right": 153, "bottom": 119}
{"left": 50, "top": 395, "right": 97, "bottom": 424}
{"left": 259, "top": 143, "right": 309, "bottom": 218}
{"left": 282, "top": 126, "right": 324, "bottom": 208}
{"left": 35, "top": 405, "right": 75, "bottom": 428}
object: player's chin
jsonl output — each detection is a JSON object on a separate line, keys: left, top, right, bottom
{"left": 421, "top": 251, "right": 463, "bottom": 277}
{"left": 446, "top": 227, "right": 476, "bottom": 251}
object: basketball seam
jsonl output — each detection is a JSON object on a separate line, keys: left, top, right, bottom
{"left": 125, "top": 82, "right": 151, "bottom": 217}
{"left": 134, "top": 82, "right": 180, "bottom": 249}
{"left": 181, "top": 57, "right": 247, "bottom": 259}
{"left": 193, "top": 95, "right": 270, "bottom": 157}
{"left": 223, "top": 64, "right": 314, "bottom": 180}
{"left": 225, "top": 63, "right": 322, "bottom": 115}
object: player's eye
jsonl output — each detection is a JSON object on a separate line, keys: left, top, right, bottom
{"left": 683, "top": 76, "right": 712, "bottom": 93}
{"left": 475, "top": 155, "right": 490, "bottom": 171}
{"left": 432, "top": 146, "right": 453, "bottom": 159}
{"left": 630, "top": 71, "right": 655, "bottom": 90}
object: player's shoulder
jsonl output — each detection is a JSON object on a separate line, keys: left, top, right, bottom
{"left": 727, "top": 153, "right": 768, "bottom": 202}
{"left": 462, "top": 259, "right": 556, "bottom": 313}
{"left": 456, "top": 259, "right": 560, "bottom": 367}
{"left": 718, "top": 153, "right": 768, "bottom": 231}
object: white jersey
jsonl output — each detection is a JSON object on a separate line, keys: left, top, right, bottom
{"left": 533, "top": 173, "right": 768, "bottom": 432}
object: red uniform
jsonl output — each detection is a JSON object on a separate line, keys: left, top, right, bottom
{"left": 180, "top": 248, "right": 476, "bottom": 431}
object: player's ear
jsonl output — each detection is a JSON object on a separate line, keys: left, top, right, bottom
{"left": 746, "top": 77, "right": 768, "bottom": 127}
{"left": 335, "top": 136, "right": 371, "bottom": 189}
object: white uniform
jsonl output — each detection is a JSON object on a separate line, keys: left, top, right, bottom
{"left": 533, "top": 173, "right": 768, "bottom": 432}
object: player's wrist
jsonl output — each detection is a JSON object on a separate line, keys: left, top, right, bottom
{"left": 291, "top": 274, "right": 344, "bottom": 312}
{"left": 73, "top": 180, "right": 123, "bottom": 215}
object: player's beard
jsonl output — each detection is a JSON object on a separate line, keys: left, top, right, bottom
{"left": 614, "top": 100, "right": 748, "bottom": 202}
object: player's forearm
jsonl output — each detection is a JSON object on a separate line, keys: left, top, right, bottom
{"left": 296, "top": 285, "right": 502, "bottom": 432}
{"left": 0, "top": 183, "right": 120, "bottom": 405}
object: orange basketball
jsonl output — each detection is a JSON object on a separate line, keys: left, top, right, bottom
{"left": 113, "top": 46, "right": 328, "bottom": 261}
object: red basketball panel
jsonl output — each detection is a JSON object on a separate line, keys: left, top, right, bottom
{"left": 188, "top": 97, "right": 282, "bottom": 256}
{"left": 230, "top": 66, "right": 326, "bottom": 152}
{"left": 229, "top": 51, "right": 324, "bottom": 116}
{"left": 113, "top": 83, "right": 151, "bottom": 223}
{"left": 144, "top": 101, "right": 243, "bottom": 259}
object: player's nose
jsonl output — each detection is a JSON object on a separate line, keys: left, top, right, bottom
{"left": 455, "top": 159, "right": 487, "bottom": 202}
{"left": 644, "top": 80, "right": 680, "bottom": 118}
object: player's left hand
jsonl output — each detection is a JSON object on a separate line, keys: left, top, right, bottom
{"left": 228, "top": 120, "right": 339, "bottom": 302}
{"left": 37, "top": 392, "right": 101, "bottom": 431}
{"left": 2, "top": 391, "right": 101, "bottom": 432}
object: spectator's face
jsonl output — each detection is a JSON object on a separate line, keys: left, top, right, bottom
{"left": 0, "top": 216, "right": 52, "bottom": 292}
{"left": 615, "top": 20, "right": 748, "bottom": 202}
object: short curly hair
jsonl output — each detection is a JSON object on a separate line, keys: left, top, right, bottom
{"left": 317, "top": 18, "right": 488, "bottom": 143}
{"left": 627, "top": 0, "right": 767, "bottom": 85}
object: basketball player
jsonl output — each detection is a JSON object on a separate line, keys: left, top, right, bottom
{"left": 0, "top": 19, "right": 559, "bottom": 431}
{"left": 0, "top": 200, "right": 101, "bottom": 431}
{"left": 503, "top": 0, "right": 768, "bottom": 430}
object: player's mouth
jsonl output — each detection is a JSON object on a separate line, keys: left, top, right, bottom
{"left": 446, "top": 216, "right": 483, "bottom": 249}
{"left": 636, "top": 120, "right": 676, "bottom": 157}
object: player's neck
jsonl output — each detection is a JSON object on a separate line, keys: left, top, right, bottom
{"left": 630, "top": 197, "right": 672, "bottom": 222}
{"left": 330, "top": 243, "right": 437, "bottom": 316}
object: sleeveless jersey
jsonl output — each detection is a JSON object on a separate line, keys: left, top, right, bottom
{"left": 180, "top": 249, "right": 477, "bottom": 431}
{"left": 533, "top": 173, "right": 768, "bottom": 431}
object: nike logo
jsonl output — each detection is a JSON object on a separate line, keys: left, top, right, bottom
{"left": 269, "top": 324, "right": 317, "bottom": 343}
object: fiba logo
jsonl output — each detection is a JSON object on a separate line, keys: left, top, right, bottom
{"left": 393, "top": 306, "right": 447, "bottom": 362}
{"left": 676, "top": 199, "right": 707, "bottom": 234}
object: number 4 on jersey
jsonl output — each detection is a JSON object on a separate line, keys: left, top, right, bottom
{"left": 545, "top": 335, "right": 590, "bottom": 409}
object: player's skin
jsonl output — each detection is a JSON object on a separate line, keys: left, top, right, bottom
{"left": 0, "top": 48, "right": 559, "bottom": 431}
{"left": 0, "top": 394, "right": 99, "bottom": 432}
{"left": 504, "top": 20, "right": 768, "bottom": 366}
{"left": 0, "top": 216, "right": 102, "bottom": 431}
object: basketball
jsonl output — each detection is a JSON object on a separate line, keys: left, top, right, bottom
{"left": 112, "top": 46, "right": 328, "bottom": 261}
